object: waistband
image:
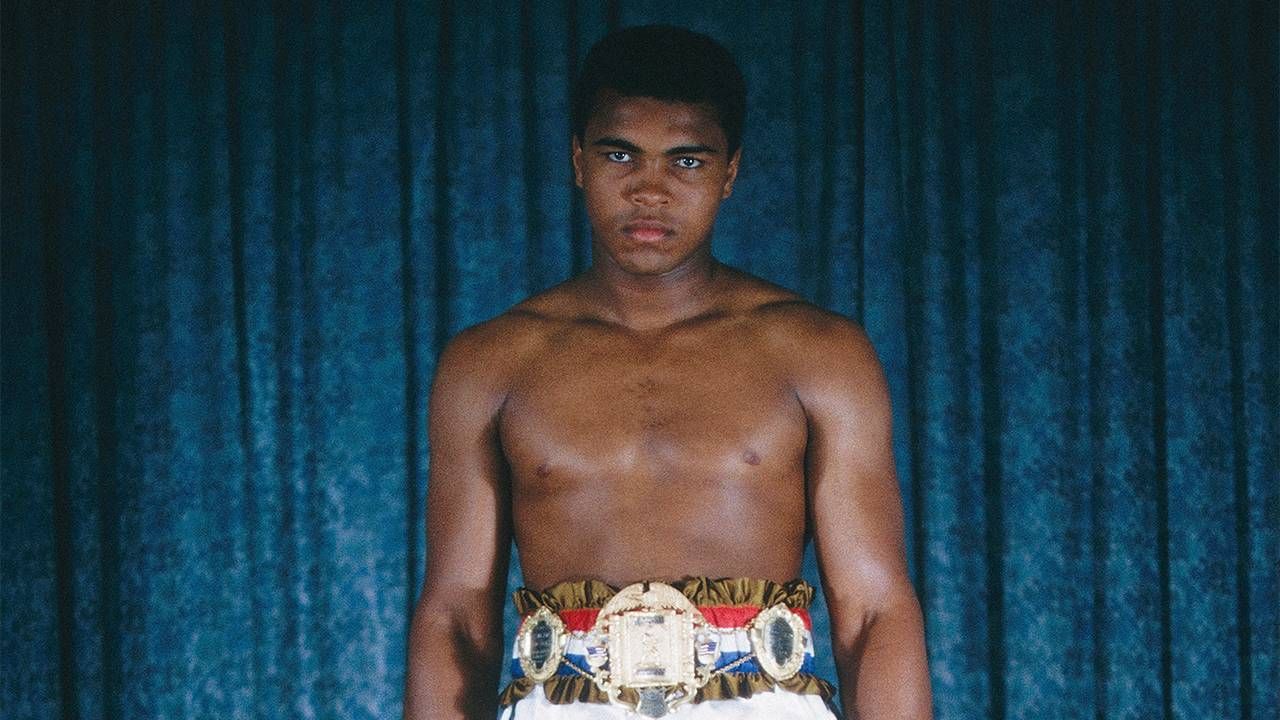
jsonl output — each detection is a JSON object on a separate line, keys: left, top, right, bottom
{"left": 498, "top": 576, "right": 838, "bottom": 712}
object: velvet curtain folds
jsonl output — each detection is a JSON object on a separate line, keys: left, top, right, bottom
{"left": 2, "top": 1, "right": 1276, "bottom": 719}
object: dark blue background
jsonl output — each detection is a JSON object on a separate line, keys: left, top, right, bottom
{"left": 2, "top": 1, "right": 1276, "bottom": 718}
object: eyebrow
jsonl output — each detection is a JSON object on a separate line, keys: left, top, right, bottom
{"left": 592, "top": 136, "right": 721, "bottom": 155}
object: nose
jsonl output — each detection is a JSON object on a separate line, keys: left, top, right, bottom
{"left": 626, "top": 166, "right": 671, "bottom": 207}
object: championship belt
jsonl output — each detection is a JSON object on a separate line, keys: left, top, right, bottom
{"left": 513, "top": 580, "right": 811, "bottom": 718}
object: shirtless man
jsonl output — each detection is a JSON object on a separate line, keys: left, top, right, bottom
{"left": 403, "top": 25, "right": 932, "bottom": 720}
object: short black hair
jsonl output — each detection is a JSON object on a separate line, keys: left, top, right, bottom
{"left": 571, "top": 25, "right": 747, "bottom": 156}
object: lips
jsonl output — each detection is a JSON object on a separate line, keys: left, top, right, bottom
{"left": 621, "top": 218, "right": 674, "bottom": 243}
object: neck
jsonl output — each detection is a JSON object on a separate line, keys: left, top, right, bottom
{"left": 583, "top": 246, "right": 723, "bottom": 332}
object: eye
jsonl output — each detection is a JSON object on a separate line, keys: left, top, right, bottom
{"left": 605, "top": 151, "right": 632, "bottom": 163}
{"left": 674, "top": 157, "right": 704, "bottom": 169}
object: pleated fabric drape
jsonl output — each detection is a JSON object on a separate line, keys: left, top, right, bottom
{"left": 2, "top": 2, "right": 1275, "bottom": 719}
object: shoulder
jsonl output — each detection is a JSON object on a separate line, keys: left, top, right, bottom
{"left": 431, "top": 281, "right": 580, "bottom": 409}
{"left": 722, "top": 273, "right": 887, "bottom": 416}
{"left": 762, "top": 303, "right": 881, "bottom": 381}
{"left": 723, "top": 271, "right": 881, "bottom": 381}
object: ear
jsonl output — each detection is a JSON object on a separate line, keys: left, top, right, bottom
{"left": 571, "top": 135, "right": 584, "bottom": 188}
{"left": 721, "top": 147, "right": 741, "bottom": 199}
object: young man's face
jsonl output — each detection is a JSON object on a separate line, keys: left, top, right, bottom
{"left": 572, "top": 91, "right": 740, "bottom": 277}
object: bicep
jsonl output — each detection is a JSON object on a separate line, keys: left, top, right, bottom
{"left": 801, "top": 325, "right": 914, "bottom": 623}
{"left": 420, "top": 333, "right": 512, "bottom": 607}
{"left": 797, "top": 321, "right": 935, "bottom": 717}
{"left": 405, "top": 330, "right": 514, "bottom": 717}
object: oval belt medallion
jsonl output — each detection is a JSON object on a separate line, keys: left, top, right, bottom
{"left": 749, "top": 603, "right": 807, "bottom": 681}
{"left": 516, "top": 606, "right": 567, "bottom": 682}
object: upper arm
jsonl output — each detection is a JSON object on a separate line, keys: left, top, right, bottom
{"left": 405, "top": 322, "right": 518, "bottom": 716}
{"left": 789, "top": 316, "right": 915, "bottom": 630}
{"left": 420, "top": 323, "right": 513, "bottom": 612}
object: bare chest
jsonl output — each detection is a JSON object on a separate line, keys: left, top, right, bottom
{"left": 497, "top": 328, "right": 808, "bottom": 488}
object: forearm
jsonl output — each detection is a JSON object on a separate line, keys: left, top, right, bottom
{"left": 403, "top": 594, "right": 505, "bottom": 720}
{"left": 833, "top": 593, "right": 933, "bottom": 720}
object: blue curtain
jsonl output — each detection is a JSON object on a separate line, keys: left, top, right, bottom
{"left": 3, "top": 1, "right": 1275, "bottom": 718}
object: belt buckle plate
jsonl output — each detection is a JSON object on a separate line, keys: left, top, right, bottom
{"left": 591, "top": 582, "right": 707, "bottom": 717}
{"left": 613, "top": 607, "right": 692, "bottom": 686}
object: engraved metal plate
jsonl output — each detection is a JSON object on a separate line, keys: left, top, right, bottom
{"left": 516, "top": 606, "right": 566, "bottom": 682}
{"left": 749, "top": 604, "right": 808, "bottom": 681}
{"left": 590, "top": 582, "right": 709, "bottom": 716}
{"left": 614, "top": 610, "right": 690, "bottom": 686}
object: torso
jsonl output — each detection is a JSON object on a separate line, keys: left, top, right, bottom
{"left": 493, "top": 268, "right": 814, "bottom": 588}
